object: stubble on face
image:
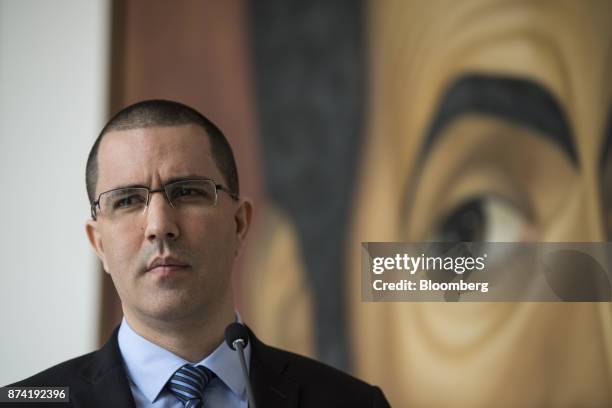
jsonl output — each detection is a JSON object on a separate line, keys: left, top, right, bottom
{"left": 93, "top": 125, "right": 238, "bottom": 326}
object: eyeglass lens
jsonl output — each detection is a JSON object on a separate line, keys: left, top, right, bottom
{"left": 97, "top": 179, "right": 218, "bottom": 218}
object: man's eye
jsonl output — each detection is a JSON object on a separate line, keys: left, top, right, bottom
{"left": 429, "top": 195, "right": 529, "bottom": 242}
{"left": 175, "top": 188, "right": 200, "bottom": 198}
{"left": 113, "top": 195, "right": 145, "bottom": 209}
{"left": 172, "top": 187, "right": 210, "bottom": 201}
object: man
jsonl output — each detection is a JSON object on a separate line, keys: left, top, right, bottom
{"left": 6, "top": 100, "right": 389, "bottom": 408}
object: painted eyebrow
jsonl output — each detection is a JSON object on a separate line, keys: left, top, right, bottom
{"left": 420, "top": 73, "right": 577, "bottom": 167}
{"left": 599, "top": 108, "right": 612, "bottom": 173}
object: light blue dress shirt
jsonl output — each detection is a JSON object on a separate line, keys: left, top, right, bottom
{"left": 117, "top": 317, "right": 250, "bottom": 408}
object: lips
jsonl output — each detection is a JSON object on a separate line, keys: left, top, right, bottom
{"left": 146, "top": 256, "right": 190, "bottom": 272}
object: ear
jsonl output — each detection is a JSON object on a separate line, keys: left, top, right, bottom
{"left": 85, "top": 219, "right": 110, "bottom": 273}
{"left": 233, "top": 197, "right": 253, "bottom": 256}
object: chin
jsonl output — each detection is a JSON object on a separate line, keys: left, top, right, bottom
{"left": 142, "top": 295, "right": 204, "bottom": 321}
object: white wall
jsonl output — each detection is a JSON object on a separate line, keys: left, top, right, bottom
{"left": 0, "top": 0, "right": 109, "bottom": 385}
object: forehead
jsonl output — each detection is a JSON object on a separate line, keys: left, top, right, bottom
{"left": 96, "top": 125, "right": 219, "bottom": 192}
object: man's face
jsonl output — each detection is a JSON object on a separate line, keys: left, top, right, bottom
{"left": 86, "top": 125, "right": 251, "bottom": 323}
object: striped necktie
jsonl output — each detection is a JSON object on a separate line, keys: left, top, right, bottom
{"left": 167, "top": 364, "right": 216, "bottom": 408}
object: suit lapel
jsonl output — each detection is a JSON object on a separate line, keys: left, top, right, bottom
{"left": 71, "top": 328, "right": 136, "bottom": 408}
{"left": 247, "top": 326, "right": 299, "bottom": 408}
{"left": 68, "top": 325, "right": 298, "bottom": 408}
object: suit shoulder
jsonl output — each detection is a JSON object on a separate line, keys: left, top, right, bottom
{"left": 263, "top": 345, "right": 389, "bottom": 406}
{"left": 7, "top": 350, "right": 97, "bottom": 387}
{"left": 278, "top": 347, "right": 367, "bottom": 387}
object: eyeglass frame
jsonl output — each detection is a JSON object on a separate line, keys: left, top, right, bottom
{"left": 90, "top": 177, "right": 239, "bottom": 220}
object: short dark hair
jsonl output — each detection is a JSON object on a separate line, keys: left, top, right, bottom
{"left": 85, "top": 99, "right": 239, "bottom": 205}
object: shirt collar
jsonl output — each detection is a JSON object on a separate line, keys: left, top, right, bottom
{"left": 117, "top": 316, "right": 250, "bottom": 403}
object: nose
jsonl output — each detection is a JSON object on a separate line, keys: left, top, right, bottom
{"left": 143, "top": 190, "right": 180, "bottom": 241}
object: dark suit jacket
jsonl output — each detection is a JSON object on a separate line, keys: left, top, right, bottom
{"left": 4, "top": 326, "right": 390, "bottom": 408}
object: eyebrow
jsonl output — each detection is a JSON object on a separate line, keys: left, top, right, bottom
{"left": 420, "top": 74, "right": 577, "bottom": 166}
{"left": 599, "top": 108, "right": 612, "bottom": 173}
{"left": 108, "top": 174, "right": 211, "bottom": 192}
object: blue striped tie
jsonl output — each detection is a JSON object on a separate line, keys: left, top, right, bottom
{"left": 167, "top": 364, "right": 216, "bottom": 408}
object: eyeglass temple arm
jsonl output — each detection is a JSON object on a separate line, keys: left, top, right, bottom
{"left": 216, "top": 184, "right": 239, "bottom": 201}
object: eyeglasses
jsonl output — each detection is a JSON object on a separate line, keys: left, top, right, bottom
{"left": 91, "top": 178, "right": 238, "bottom": 220}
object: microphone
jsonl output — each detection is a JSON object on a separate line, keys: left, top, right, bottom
{"left": 225, "top": 323, "right": 257, "bottom": 408}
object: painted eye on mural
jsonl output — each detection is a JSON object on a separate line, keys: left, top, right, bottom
{"left": 429, "top": 195, "right": 530, "bottom": 242}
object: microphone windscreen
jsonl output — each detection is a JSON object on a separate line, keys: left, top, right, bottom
{"left": 224, "top": 322, "right": 250, "bottom": 350}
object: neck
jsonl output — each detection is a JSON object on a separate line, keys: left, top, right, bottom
{"left": 123, "top": 301, "right": 235, "bottom": 363}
